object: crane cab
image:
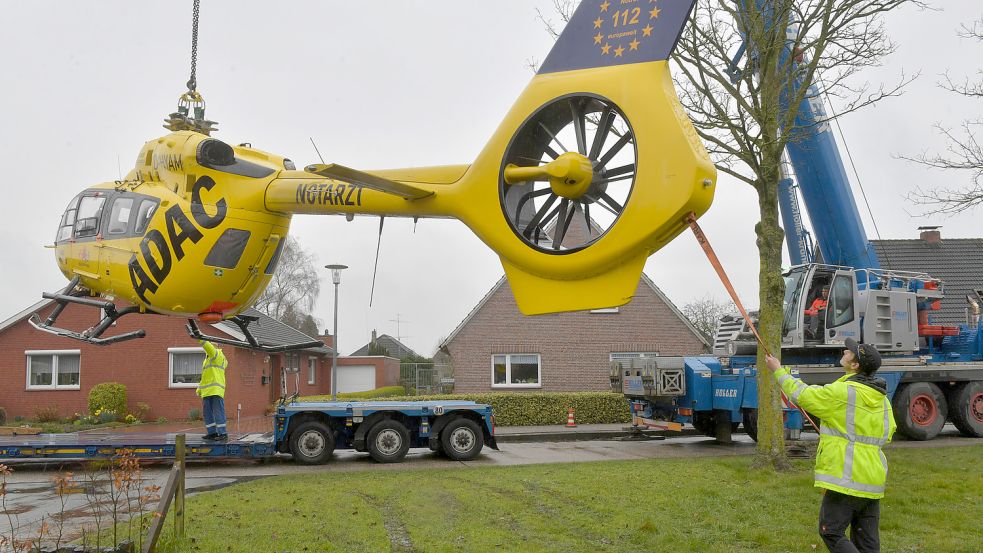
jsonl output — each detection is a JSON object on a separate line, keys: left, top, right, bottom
{"left": 780, "top": 264, "right": 862, "bottom": 350}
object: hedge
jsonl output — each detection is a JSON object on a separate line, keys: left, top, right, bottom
{"left": 88, "top": 382, "right": 127, "bottom": 417}
{"left": 338, "top": 386, "right": 407, "bottom": 400}
{"left": 300, "top": 391, "right": 631, "bottom": 427}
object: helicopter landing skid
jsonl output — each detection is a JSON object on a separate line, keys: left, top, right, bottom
{"left": 29, "top": 277, "right": 147, "bottom": 346}
{"left": 186, "top": 316, "right": 324, "bottom": 353}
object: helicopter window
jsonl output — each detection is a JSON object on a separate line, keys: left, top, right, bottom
{"left": 107, "top": 197, "right": 134, "bottom": 235}
{"left": 264, "top": 237, "right": 286, "bottom": 275}
{"left": 134, "top": 199, "right": 159, "bottom": 234}
{"left": 74, "top": 196, "right": 106, "bottom": 239}
{"left": 829, "top": 275, "right": 856, "bottom": 327}
{"left": 204, "top": 228, "right": 250, "bottom": 269}
{"left": 56, "top": 195, "right": 82, "bottom": 242}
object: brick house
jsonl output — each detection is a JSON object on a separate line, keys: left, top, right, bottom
{"left": 0, "top": 300, "right": 398, "bottom": 421}
{"left": 434, "top": 274, "right": 709, "bottom": 393}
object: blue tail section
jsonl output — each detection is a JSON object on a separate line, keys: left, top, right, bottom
{"left": 538, "top": 0, "right": 696, "bottom": 74}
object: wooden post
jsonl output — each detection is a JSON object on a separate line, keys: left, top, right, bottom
{"left": 175, "top": 433, "right": 186, "bottom": 538}
{"left": 142, "top": 465, "right": 180, "bottom": 553}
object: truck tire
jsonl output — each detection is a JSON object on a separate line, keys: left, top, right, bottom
{"left": 440, "top": 418, "right": 484, "bottom": 461}
{"left": 367, "top": 419, "right": 410, "bottom": 463}
{"left": 713, "top": 410, "right": 733, "bottom": 444}
{"left": 289, "top": 420, "right": 335, "bottom": 465}
{"left": 892, "top": 382, "right": 948, "bottom": 440}
{"left": 742, "top": 408, "right": 758, "bottom": 442}
{"left": 947, "top": 381, "right": 983, "bottom": 437}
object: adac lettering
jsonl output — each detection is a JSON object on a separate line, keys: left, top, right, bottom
{"left": 128, "top": 176, "right": 227, "bottom": 305}
{"left": 295, "top": 182, "right": 363, "bottom": 207}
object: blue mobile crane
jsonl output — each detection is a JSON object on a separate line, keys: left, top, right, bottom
{"left": 0, "top": 398, "right": 497, "bottom": 464}
{"left": 613, "top": 9, "right": 983, "bottom": 442}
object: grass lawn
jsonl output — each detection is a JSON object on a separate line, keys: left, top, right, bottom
{"left": 150, "top": 446, "right": 981, "bottom": 553}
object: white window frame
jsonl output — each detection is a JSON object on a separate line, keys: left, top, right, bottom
{"left": 307, "top": 357, "right": 317, "bottom": 385}
{"left": 491, "top": 353, "right": 542, "bottom": 389}
{"left": 25, "top": 350, "right": 81, "bottom": 390}
{"left": 168, "top": 347, "right": 206, "bottom": 389}
{"left": 610, "top": 352, "right": 660, "bottom": 361}
{"left": 590, "top": 307, "right": 620, "bottom": 314}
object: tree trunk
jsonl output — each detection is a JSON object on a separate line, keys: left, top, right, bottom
{"left": 753, "top": 161, "right": 790, "bottom": 470}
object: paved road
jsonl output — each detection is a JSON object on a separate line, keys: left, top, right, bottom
{"left": 1, "top": 427, "right": 978, "bottom": 549}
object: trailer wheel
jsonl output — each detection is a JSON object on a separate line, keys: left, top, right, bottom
{"left": 893, "top": 382, "right": 948, "bottom": 440}
{"left": 289, "top": 421, "right": 335, "bottom": 465}
{"left": 367, "top": 419, "right": 410, "bottom": 463}
{"left": 440, "top": 418, "right": 484, "bottom": 461}
{"left": 742, "top": 409, "right": 759, "bottom": 442}
{"left": 948, "top": 381, "right": 983, "bottom": 438}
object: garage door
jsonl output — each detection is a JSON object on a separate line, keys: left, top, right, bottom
{"left": 337, "top": 365, "right": 376, "bottom": 393}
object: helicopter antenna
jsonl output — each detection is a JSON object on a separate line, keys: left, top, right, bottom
{"left": 369, "top": 216, "right": 385, "bottom": 306}
{"left": 309, "top": 137, "right": 326, "bottom": 164}
{"left": 164, "top": 0, "right": 218, "bottom": 135}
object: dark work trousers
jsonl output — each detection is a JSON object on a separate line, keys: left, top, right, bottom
{"left": 819, "top": 490, "right": 881, "bottom": 553}
{"left": 201, "top": 395, "right": 227, "bottom": 436}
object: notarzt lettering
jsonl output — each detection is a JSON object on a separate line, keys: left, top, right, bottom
{"left": 295, "top": 182, "right": 363, "bottom": 207}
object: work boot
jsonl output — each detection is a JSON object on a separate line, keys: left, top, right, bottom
{"left": 215, "top": 434, "right": 228, "bottom": 442}
{"left": 202, "top": 433, "right": 220, "bottom": 441}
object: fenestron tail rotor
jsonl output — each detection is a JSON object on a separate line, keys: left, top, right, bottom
{"left": 501, "top": 95, "right": 635, "bottom": 253}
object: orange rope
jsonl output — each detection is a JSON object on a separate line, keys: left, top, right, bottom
{"left": 685, "top": 213, "right": 819, "bottom": 432}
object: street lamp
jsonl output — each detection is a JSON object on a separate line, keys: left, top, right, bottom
{"left": 325, "top": 264, "right": 348, "bottom": 401}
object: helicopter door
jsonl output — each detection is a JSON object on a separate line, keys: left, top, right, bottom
{"left": 101, "top": 195, "right": 138, "bottom": 295}
{"left": 824, "top": 270, "right": 861, "bottom": 345}
{"left": 69, "top": 194, "right": 108, "bottom": 283}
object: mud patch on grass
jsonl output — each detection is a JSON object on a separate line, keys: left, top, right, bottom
{"left": 354, "top": 491, "right": 416, "bottom": 552}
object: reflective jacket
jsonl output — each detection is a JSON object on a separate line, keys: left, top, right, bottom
{"left": 774, "top": 367, "right": 897, "bottom": 499}
{"left": 196, "top": 341, "right": 227, "bottom": 399}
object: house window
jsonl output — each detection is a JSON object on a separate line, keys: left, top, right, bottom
{"left": 169, "top": 347, "right": 206, "bottom": 388}
{"left": 26, "top": 350, "right": 81, "bottom": 390}
{"left": 590, "top": 307, "right": 620, "bottom": 314}
{"left": 308, "top": 357, "right": 317, "bottom": 385}
{"left": 285, "top": 353, "right": 300, "bottom": 373}
{"left": 491, "top": 354, "right": 541, "bottom": 388}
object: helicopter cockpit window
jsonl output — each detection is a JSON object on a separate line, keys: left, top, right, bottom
{"left": 107, "top": 197, "right": 134, "bottom": 235}
{"left": 74, "top": 196, "right": 106, "bottom": 239}
{"left": 204, "top": 228, "right": 251, "bottom": 269}
{"left": 134, "top": 199, "right": 159, "bottom": 235}
{"left": 56, "top": 194, "right": 82, "bottom": 242}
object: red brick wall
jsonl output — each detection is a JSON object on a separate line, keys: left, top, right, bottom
{"left": 445, "top": 279, "right": 707, "bottom": 393}
{"left": 0, "top": 302, "right": 298, "bottom": 421}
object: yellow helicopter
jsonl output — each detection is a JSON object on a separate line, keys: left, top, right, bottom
{"left": 31, "top": 0, "right": 716, "bottom": 352}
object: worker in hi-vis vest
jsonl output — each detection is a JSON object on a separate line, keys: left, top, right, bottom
{"left": 196, "top": 339, "right": 229, "bottom": 441}
{"left": 766, "top": 338, "right": 896, "bottom": 553}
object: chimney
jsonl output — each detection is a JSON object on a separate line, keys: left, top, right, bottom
{"left": 371, "top": 329, "right": 378, "bottom": 345}
{"left": 918, "top": 226, "right": 941, "bottom": 244}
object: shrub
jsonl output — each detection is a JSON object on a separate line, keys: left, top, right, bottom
{"left": 156, "top": 416, "right": 168, "bottom": 424}
{"left": 297, "top": 391, "right": 631, "bottom": 426}
{"left": 124, "top": 414, "right": 138, "bottom": 424}
{"left": 336, "top": 385, "right": 406, "bottom": 400}
{"left": 88, "top": 383, "right": 127, "bottom": 417}
{"left": 13, "top": 415, "right": 24, "bottom": 423}
{"left": 134, "top": 402, "right": 151, "bottom": 421}
{"left": 188, "top": 408, "right": 202, "bottom": 421}
{"left": 34, "top": 406, "right": 61, "bottom": 423}
{"left": 0, "top": 407, "right": 6, "bottom": 426}
{"left": 95, "top": 408, "right": 118, "bottom": 424}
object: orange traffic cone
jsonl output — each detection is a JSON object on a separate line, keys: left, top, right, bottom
{"left": 565, "top": 407, "right": 577, "bottom": 428}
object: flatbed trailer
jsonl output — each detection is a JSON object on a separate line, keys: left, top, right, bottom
{"left": 0, "top": 400, "right": 497, "bottom": 465}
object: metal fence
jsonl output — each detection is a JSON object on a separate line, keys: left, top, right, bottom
{"left": 400, "top": 362, "right": 452, "bottom": 395}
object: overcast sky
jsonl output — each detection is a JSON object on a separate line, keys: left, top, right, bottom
{"left": 1, "top": 1, "right": 980, "bottom": 357}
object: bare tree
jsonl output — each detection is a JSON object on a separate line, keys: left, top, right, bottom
{"left": 683, "top": 294, "right": 736, "bottom": 342}
{"left": 674, "top": 0, "right": 922, "bottom": 470}
{"left": 542, "top": 0, "right": 920, "bottom": 469}
{"left": 904, "top": 17, "right": 983, "bottom": 215}
{"left": 254, "top": 237, "right": 322, "bottom": 331}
